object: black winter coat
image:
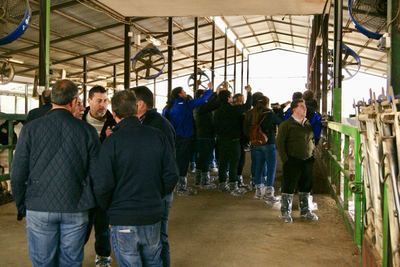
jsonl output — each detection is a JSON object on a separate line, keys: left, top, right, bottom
{"left": 11, "top": 109, "right": 100, "bottom": 217}
{"left": 93, "top": 117, "right": 178, "bottom": 226}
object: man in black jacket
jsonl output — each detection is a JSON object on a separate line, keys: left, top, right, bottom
{"left": 193, "top": 89, "right": 220, "bottom": 189}
{"left": 131, "top": 86, "right": 176, "bottom": 267}
{"left": 214, "top": 85, "right": 252, "bottom": 196}
{"left": 82, "top": 85, "right": 116, "bottom": 266}
{"left": 11, "top": 80, "right": 100, "bottom": 266}
{"left": 93, "top": 90, "right": 178, "bottom": 266}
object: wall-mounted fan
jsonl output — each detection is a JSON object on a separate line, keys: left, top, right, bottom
{"left": 0, "top": 58, "right": 15, "bottom": 84}
{"left": 348, "top": 0, "right": 387, "bottom": 40}
{"left": 328, "top": 44, "right": 361, "bottom": 87}
{"left": 131, "top": 44, "right": 165, "bottom": 80}
{"left": 0, "top": 0, "right": 32, "bottom": 45}
{"left": 187, "top": 68, "right": 210, "bottom": 90}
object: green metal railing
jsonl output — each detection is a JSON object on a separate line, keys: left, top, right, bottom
{"left": 0, "top": 113, "right": 26, "bottom": 182}
{"left": 324, "top": 121, "right": 363, "bottom": 249}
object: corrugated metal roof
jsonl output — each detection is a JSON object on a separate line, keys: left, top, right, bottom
{"left": 0, "top": 0, "right": 387, "bottom": 87}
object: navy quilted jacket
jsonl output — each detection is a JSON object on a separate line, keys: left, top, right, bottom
{"left": 11, "top": 109, "right": 100, "bottom": 216}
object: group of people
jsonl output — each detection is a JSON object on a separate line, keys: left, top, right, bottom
{"left": 9, "top": 78, "right": 322, "bottom": 267}
{"left": 162, "top": 81, "right": 322, "bottom": 225}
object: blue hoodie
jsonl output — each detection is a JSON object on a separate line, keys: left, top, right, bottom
{"left": 163, "top": 89, "right": 213, "bottom": 138}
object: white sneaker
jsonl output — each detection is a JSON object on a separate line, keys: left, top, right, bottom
{"left": 95, "top": 255, "right": 112, "bottom": 267}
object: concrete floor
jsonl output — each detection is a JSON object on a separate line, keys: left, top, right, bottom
{"left": 0, "top": 186, "right": 360, "bottom": 267}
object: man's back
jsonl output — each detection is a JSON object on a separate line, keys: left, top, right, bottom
{"left": 12, "top": 109, "right": 100, "bottom": 213}
{"left": 94, "top": 117, "right": 178, "bottom": 226}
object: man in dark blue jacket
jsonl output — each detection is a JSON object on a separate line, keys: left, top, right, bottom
{"left": 93, "top": 90, "right": 178, "bottom": 266}
{"left": 131, "top": 86, "right": 176, "bottom": 267}
{"left": 11, "top": 80, "right": 100, "bottom": 267}
{"left": 163, "top": 85, "right": 213, "bottom": 196}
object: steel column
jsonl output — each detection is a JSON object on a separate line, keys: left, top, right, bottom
{"left": 83, "top": 56, "right": 87, "bottom": 106}
{"left": 389, "top": 0, "right": 400, "bottom": 95}
{"left": 241, "top": 52, "right": 244, "bottom": 94}
{"left": 38, "top": 0, "right": 50, "bottom": 94}
{"left": 224, "top": 29, "right": 228, "bottom": 82}
{"left": 168, "top": 17, "right": 173, "bottom": 96}
{"left": 124, "top": 20, "right": 131, "bottom": 89}
{"left": 194, "top": 17, "right": 199, "bottom": 91}
{"left": 211, "top": 21, "right": 216, "bottom": 88}
{"left": 246, "top": 56, "right": 250, "bottom": 85}
{"left": 113, "top": 64, "right": 117, "bottom": 89}
{"left": 233, "top": 41, "right": 237, "bottom": 93}
{"left": 322, "top": 14, "right": 329, "bottom": 115}
{"left": 333, "top": 0, "right": 343, "bottom": 122}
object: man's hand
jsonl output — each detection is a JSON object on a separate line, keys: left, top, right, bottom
{"left": 105, "top": 126, "right": 113, "bottom": 137}
{"left": 245, "top": 85, "right": 252, "bottom": 92}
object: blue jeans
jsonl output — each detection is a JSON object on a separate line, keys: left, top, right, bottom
{"left": 251, "top": 144, "right": 277, "bottom": 187}
{"left": 111, "top": 222, "right": 162, "bottom": 267}
{"left": 26, "top": 210, "right": 89, "bottom": 267}
{"left": 161, "top": 194, "right": 173, "bottom": 267}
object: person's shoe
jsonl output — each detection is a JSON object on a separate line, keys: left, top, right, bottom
{"left": 263, "top": 186, "right": 280, "bottom": 204}
{"left": 229, "top": 182, "right": 246, "bottom": 196}
{"left": 299, "top": 192, "right": 319, "bottom": 221}
{"left": 189, "top": 162, "right": 196, "bottom": 173}
{"left": 95, "top": 255, "right": 112, "bottom": 267}
{"left": 218, "top": 182, "right": 230, "bottom": 192}
{"left": 201, "top": 172, "right": 216, "bottom": 189}
{"left": 254, "top": 185, "right": 265, "bottom": 199}
{"left": 176, "top": 187, "right": 198, "bottom": 196}
{"left": 280, "top": 193, "right": 294, "bottom": 223}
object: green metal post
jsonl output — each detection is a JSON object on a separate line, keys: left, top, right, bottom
{"left": 343, "top": 135, "right": 350, "bottom": 210}
{"left": 7, "top": 120, "right": 13, "bottom": 166}
{"left": 389, "top": 0, "right": 400, "bottom": 95}
{"left": 382, "top": 183, "right": 389, "bottom": 267}
{"left": 353, "top": 132, "right": 363, "bottom": 249}
{"left": 39, "top": 0, "right": 50, "bottom": 91}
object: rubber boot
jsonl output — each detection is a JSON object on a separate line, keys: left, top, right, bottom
{"left": 201, "top": 171, "right": 216, "bottom": 189}
{"left": 264, "top": 186, "right": 280, "bottom": 204}
{"left": 176, "top": 176, "right": 197, "bottom": 196}
{"left": 237, "top": 175, "right": 250, "bottom": 190}
{"left": 229, "top": 182, "right": 244, "bottom": 197}
{"left": 280, "top": 193, "right": 293, "bottom": 223}
{"left": 299, "top": 192, "right": 319, "bottom": 221}
{"left": 254, "top": 185, "right": 265, "bottom": 199}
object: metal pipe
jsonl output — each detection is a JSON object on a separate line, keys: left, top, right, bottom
{"left": 322, "top": 14, "right": 329, "bottom": 115}
{"left": 233, "top": 41, "right": 237, "bottom": 93}
{"left": 246, "top": 56, "right": 250, "bottom": 85}
{"left": 113, "top": 64, "right": 117, "bottom": 89}
{"left": 39, "top": 0, "right": 50, "bottom": 95}
{"left": 124, "top": 20, "right": 131, "bottom": 89}
{"left": 168, "top": 17, "right": 173, "bottom": 96}
{"left": 211, "top": 21, "right": 215, "bottom": 88}
{"left": 333, "top": 0, "right": 343, "bottom": 122}
{"left": 194, "top": 17, "right": 199, "bottom": 91}
{"left": 83, "top": 56, "right": 87, "bottom": 106}
{"left": 241, "top": 51, "right": 244, "bottom": 94}
{"left": 224, "top": 29, "right": 228, "bottom": 82}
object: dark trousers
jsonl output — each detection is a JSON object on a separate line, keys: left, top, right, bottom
{"left": 196, "top": 138, "right": 215, "bottom": 172}
{"left": 175, "top": 136, "right": 193, "bottom": 177}
{"left": 85, "top": 207, "right": 111, "bottom": 257}
{"left": 217, "top": 138, "right": 241, "bottom": 183}
{"left": 237, "top": 142, "right": 246, "bottom": 176}
{"left": 281, "top": 156, "right": 314, "bottom": 194}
